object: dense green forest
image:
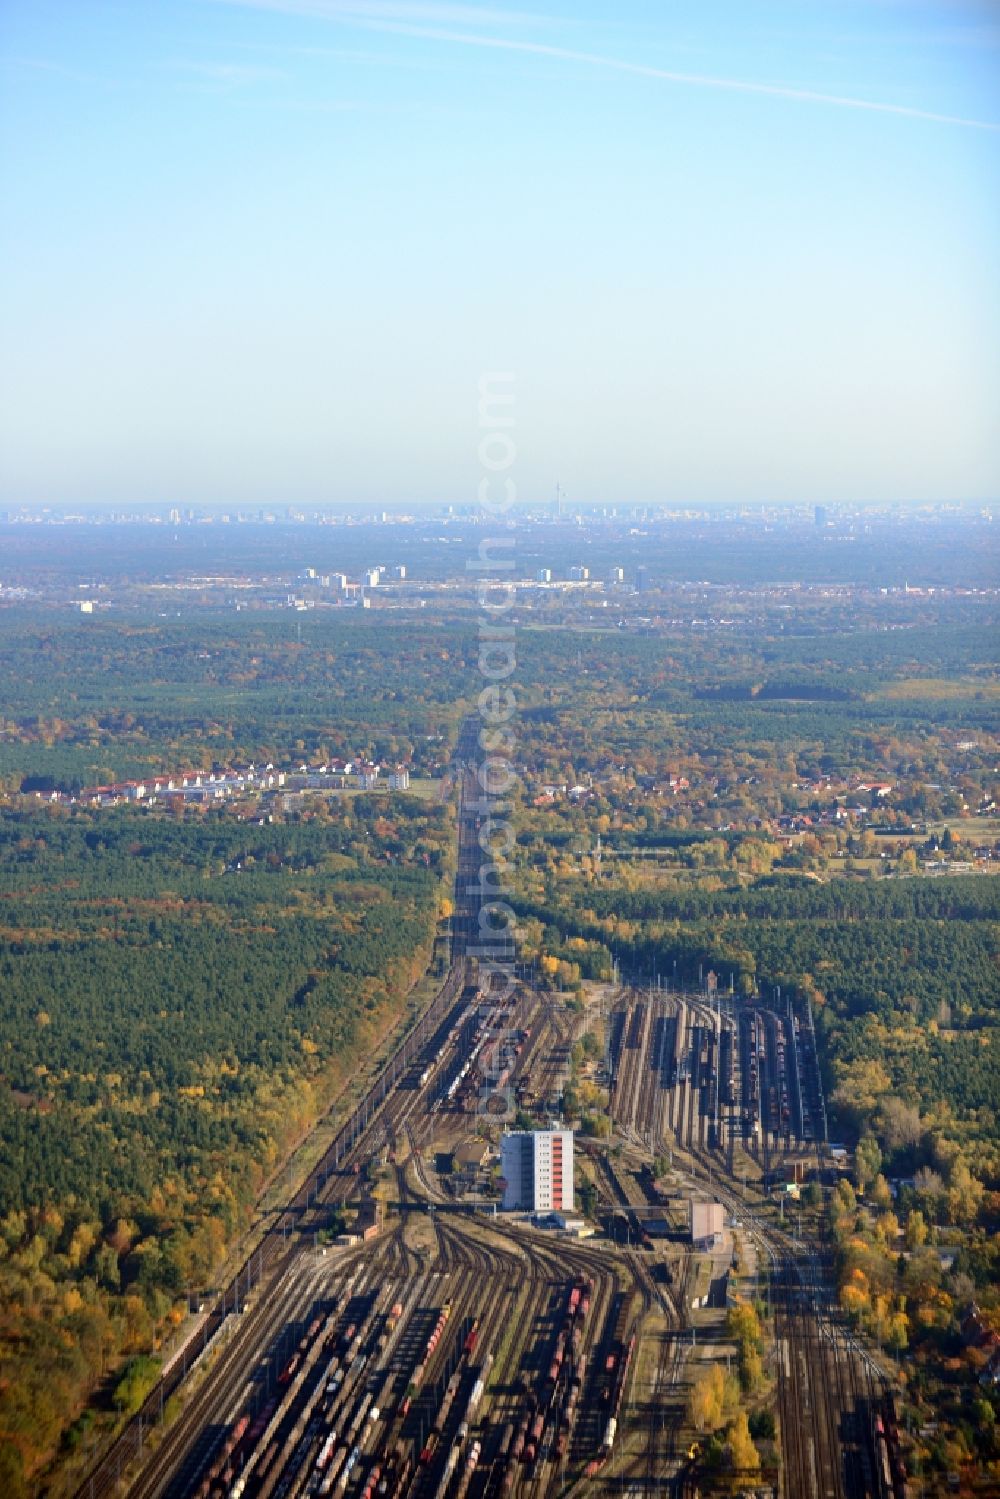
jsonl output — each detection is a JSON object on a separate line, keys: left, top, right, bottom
{"left": 0, "top": 796, "right": 450, "bottom": 1493}
{"left": 0, "top": 610, "right": 480, "bottom": 792}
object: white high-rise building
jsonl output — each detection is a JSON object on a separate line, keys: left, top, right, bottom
{"left": 500, "top": 1129, "right": 574, "bottom": 1213}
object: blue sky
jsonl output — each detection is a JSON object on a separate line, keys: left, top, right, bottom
{"left": 1, "top": 0, "right": 998, "bottom": 509}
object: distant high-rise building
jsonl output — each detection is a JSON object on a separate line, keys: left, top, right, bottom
{"left": 500, "top": 1129, "right": 574, "bottom": 1213}
{"left": 392, "top": 564, "right": 406, "bottom": 580}
{"left": 568, "top": 565, "right": 589, "bottom": 582}
{"left": 608, "top": 566, "right": 625, "bottom": 585}
{"left": 536, "top": 568, "right": 552, "bottom": 583}
{"left": 363, "top": 567, "right": 382, "bottom": 587}
{"left": 635, "top": 565, "right": 650, "bottom": 592}
{"left": 814, "top": 505, "right": 828, "bottom": 527}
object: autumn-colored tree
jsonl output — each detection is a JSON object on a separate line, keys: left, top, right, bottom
{"left": 855, "top": 1136, "right": 883, "bottom": 1192}
{"left": 904, "top": 1209, "right": 928, "bottom": 1250}
{"left": 878, "top": 1097, "right": 923, "bottom": 1153}
{"left": 727, "top": 1309, "right": 763, "bottom": 1388}
{"left": 947, "top": 1159, "right": 984, "bottom": 1226}
{"left": 872, "top": 1174, "right": 893, "bottom": 1212}
{"left": 687, "top": 1365, "right": 725, "bottom": 1432}
{"left": 726, "top": 1411, "right": 761, "bottom": 1475}
{"left": 833, "top": 1180, "right": 857, "bottom": 1217}
{"left": 840, "top": 1280, "right": 869, "bottom": 1322}
{"left": 887, "top": 1310, "right": 909, "bottom": 1355}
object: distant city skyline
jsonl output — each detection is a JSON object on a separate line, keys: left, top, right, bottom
{"left": 3, "top": 494, "right": 992, "bottom": 529}
{"left": 1, "top": 0, "right": 998, "bottom": 509}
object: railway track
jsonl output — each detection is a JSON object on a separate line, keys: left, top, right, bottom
{"left": 77, "top": 725, "right": 666, "bottom": 1499}
{"left": 141, "top": 1044, "right": 871, "bottom": 1499}
{"left": 687, "top": 1153, "right": 894, "bottom": 1499}
{"left": 609, "top": 989, "right": 824, "bottom": 1188}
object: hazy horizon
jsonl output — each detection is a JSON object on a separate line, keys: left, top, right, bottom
{"left": 3, "top": 494, "right": 996, "bottom": 518}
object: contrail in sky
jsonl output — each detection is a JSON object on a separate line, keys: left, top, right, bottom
{"left": 365, "top": 20, "right": 1000, "bottom": 132}
{"left": 208, "top": 0, "right": 1000, "bottom": 131}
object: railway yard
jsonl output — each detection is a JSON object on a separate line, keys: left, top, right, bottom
{"left": 74, "top": 739, "right": 909, "bottom": 1499}
{"left": 604, "top": 984, "right": 828, "bottom": 1177}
